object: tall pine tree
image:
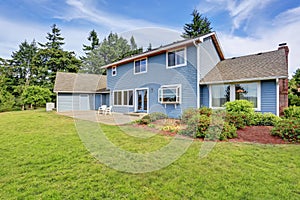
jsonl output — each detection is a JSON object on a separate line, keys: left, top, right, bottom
{"left": 39, "top": 24, "right": 65, "bottom": 50}
{"left": 83, "top": 29, "right": 100, "bottom": 53}
{"left": 182, "top": 9, "right": 212, "bottom": 39}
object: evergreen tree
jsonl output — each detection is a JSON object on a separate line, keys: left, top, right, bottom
{"left": 130, "top": 36, "right": 137, "bottom": 50}
{"left": 182, "top": 9, "right": 212, "bottom": 39}
{"left": 39, "top": 24, "right": 65, "bottom": 50}
{"left": 288, "top": 68, "right": 300, "bottom": 106}
{"left": 81, "top": 32, "right": 132, "bottom": 74}
{"left": 147, "top": 43, "right": 152, "bottom": 51}
{"left": 83, "top": 29, "right": 99, "bottom": 53}
{"left": 10, "top": 40, "right": 38, "bottom": 86}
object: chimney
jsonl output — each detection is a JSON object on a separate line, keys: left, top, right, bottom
{"left": 278, "top": 43, "right": 289, "bottom": 65}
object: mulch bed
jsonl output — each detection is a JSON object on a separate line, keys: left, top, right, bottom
{"left": 230, "top": 126, "right": 287, "bottom": 144}
{"left": 131, "top": 123, "right": 288, "bottom": 144}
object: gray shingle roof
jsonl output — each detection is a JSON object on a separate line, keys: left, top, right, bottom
{"left": 54, "top": 72, "right": 107, "bottom": 93}
{"left": 200, "top": 47, "right": 288, "bottom": 84}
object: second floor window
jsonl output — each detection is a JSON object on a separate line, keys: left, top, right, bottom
{"left": 167, "top": 48, "right": 186, "bottom": 68}
{"left": 134, "top": 58, "right": 147, "bottom": 74}
{"left": 112, "top": 66, "right": 117, "bottom": 76}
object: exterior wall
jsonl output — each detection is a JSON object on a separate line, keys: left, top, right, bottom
{"left": 199, "top": 37, "right": 221, "bottom": 79}
{"left": 95, "top": 93, "right": 110, "bottom": 110}
{"left": 57, "top": 93, "right": 95, "bottom": 112}
{"left": 200, "top": 85, "right": 209, "bottom": 107}
{"left": 260, "top": 80, "right": 277, "bottom": 114}
{"left": 107, "top": 45, "right": 198, "bottom": 118}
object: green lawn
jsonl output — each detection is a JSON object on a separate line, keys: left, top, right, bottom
{"left": 0, "top": 110, "right": 299, "bottom": 199}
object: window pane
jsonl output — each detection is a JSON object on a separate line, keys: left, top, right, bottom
{"left": 135, "top": 61, "right": 140, "bottom": 73}
{"left": 128, "top": 91, "right": 133, "bottom": 105}
{"left": 211, "top": 85, "right": 230, "bottom": 107}
{"left": 235, "top": 83, "right": 257, "bottom": 108}
{"left": 168, "top": 52, "right": 175, "bottom": 66}
{"left": 176, "top": 49, "right": 185, "bottom": 65}
{"left": 140, "top": 59, "right": 146, "bottom": 72}
{"left": 123, "top": 91, "right": 128, "bottom": 105}
{"left": 163, "top": 88, "right": 176, "bottom": 102}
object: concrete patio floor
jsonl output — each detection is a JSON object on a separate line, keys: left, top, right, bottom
{"left": 57, "top": 111, "right": 143, "bottom": 125}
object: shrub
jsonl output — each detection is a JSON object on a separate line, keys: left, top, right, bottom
{"left": 225, "top": 112, "right": 248, "bottom": 129}
{"left": 283, "top": 106, "right": 300, "bottom": 119}
{"left": 148, "top": 112, "right": 168, "bottom": 121}
{"left": 206, "top": 122, "right": 237, "bottom": 141}
{"left": 181, "top": 108, "right": 199, "bottom": 124}
{"left": 225, "top": 100, "right": 254, "bottom": 114}
{"left": 136, "top": 112, "right": 168, "bottom": 125}
{"left": 271, "top": 118, "right": 300, "bottom": 143}
{"left": 252, "top": 112, "right": 281, "bottom": 126}
{"left": 199, "top": 107, "right": 212, "bottom": 117}
{"left": 161, "top": 125, "right": 181, "bottom": 133}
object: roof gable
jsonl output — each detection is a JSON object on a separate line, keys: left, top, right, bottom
{"left": 200, "top": 47, "right": 288, "bottom": 84}
{"left": 54, "top": 72, "right": 106, "bottom": 93}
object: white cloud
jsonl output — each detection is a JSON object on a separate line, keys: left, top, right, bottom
{"left": 219, "top": 19, "right": 300, "bottom": 76}
{"left": 55, "top": 0, "right": 160, "bottom": 31}
{"left": 199, "top": 0, "right": 274, "bottom": 31}
{"left": 274, "top": 6, "right": 300, "bottom": 25}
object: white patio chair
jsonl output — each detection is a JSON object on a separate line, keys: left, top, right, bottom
{"left": 104, "top": 106, "right": 112, "bottom": 115}
{"left": 98, "top": 105, "right": 107, "bottom": 114}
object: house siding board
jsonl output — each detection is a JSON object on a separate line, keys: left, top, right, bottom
{"left": 200, "top": 38, "right": 221, "bottom": 79}
{"left": 200, "top": 85, "right": 209, "bottom": 107}
{"left": 107, "top": 45, "right": 198, "bottom": 117}
{"left": 261, "top": 80, "right": 277, "bottom": 114}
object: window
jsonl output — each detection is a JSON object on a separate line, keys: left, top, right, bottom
{"left": 211, "top": 84, "right": 230, "bottom": 107}
{"left": 134, "top": 58, "right": 147, "bottom": 74}
{"left": 167, "top": 48, "right": 186, "bottom": 68}
{"left": 112, "top": 66, "right": 117, "bottom": 76}
{"left": 235, "top": 82, "right": 258, "bottom": 108}
{"left": 158, "top": 85, "right": 181, "bottom": 104}
{"left": 210, "top": 82, "right": 260, "bottom": 109}
{"left": 113, "top": 91, "right": 122, "bottom": 105}
{"left": 113, "top": 90, "right": 133, "bottom": 106}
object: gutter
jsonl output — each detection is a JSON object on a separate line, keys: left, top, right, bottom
{"left": 200, "top": 76, "right": 288, "bottom": 85}
{"left": 193, "top": 39, "right": 201, "bottom": 108}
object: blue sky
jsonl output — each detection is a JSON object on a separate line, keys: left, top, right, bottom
{"left": 0, "top": 0, "right": 299, "bottom": 75}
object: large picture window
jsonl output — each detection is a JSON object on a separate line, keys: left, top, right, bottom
{"left": 211, "top": 84, "right": 230, "bottom": 107}
{"left": 235, "top": 83, "right": 258, "bottom": 108}
{"left": 134, "top": 58, "right": 147, "bottom": 74}
{"left": 158, "top": 85, "right": 181, "bottom": 104}
{"left": 210, "top": 82, "right": 260, "bottom": 109}
{"left": 113, "top": 90, "right": 133, "bottom": 106}
{"left": 167, "top": 48, "right": 186, "bottom": 68}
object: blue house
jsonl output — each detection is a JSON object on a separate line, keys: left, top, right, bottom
{"left": 54, "top": 32, "right": 288, "bottom": 117}
{"left": 101, "top": 32, "right": 289, "bottom": 117}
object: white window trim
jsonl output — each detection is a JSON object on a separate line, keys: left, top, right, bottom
{"left": 112, "top": 66, "right": 117, "bottom": 76}
{"left": 134, "top": 87, "right": 149, "bottom": 113}
{"left": 209, "top": 82, "right": 261, "bottom": 111}
{"left": 158, "top": 84, "right": 181, "bottom": 104}
{"left": 166, "top": 47, "right": 187, "bottom": 69}
{"left": 134, "top": 58, "right": 147, "bottom": 75}
{"left": 113, "top": 89, "right": 134, "bottom": 107}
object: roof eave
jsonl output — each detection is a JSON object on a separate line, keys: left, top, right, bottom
{"left": 101, "top": 32, "right": 220, "bottom": 69}
{"left": 199, "top": 76, "right": 288, "bottom": 85}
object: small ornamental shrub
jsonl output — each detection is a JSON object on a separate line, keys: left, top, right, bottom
{"left": 181, "top": 108, "right": 199, "bottom": 124}
{"left": 187, "top": 114, "right": 211, "bottom": 138}
{"left": 220, "top": 122, "right": 237, "bottom": 140}
{"left": 161, "top": 125, "right": 181, "bottom": 133}
{"left": 271, "top": 118, "right": 300, "bottom": 143}
{"left": 225, "top": 112, "right": 248, "bottom": 129}
{"left": 199, "top": 107, "right": 212, "bottom": 117}
{"left": 136, "top": 115, "right": 151, "bottom": 125}
{"left": 225, "top": 100, "right": 254, "bottom": 114}
{"left": 283, "top": 106, "right": 300, "bottom": 119}
{"left": 148, "top": 112, "right": 168, "bottom": 121}
{"left": 252, "top": 112, "right": 281, "bottom": 126}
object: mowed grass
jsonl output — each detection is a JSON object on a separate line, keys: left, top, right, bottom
{"left": 0, "top": 110, "right": 299, "bottom": 199}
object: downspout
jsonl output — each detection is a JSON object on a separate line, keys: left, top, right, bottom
{"left": 193, "top": 39, "right": 201, "bottom": 108}
{"left": 276, "top": 78, "right": 280, "bottom": 116}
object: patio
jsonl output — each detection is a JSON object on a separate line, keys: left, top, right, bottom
{"left": 57, "top": 111, "right": 143, "bottom": 125}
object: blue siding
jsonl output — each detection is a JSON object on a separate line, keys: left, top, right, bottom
{"left": 199, "top": 37, "right": 221, "bottom": 79}
{"left": 261, "top": 80, "right": 277, "bottom": 115}
{"left": 200, "top": 85, "right": 209, "bottom": 107}
{"left": 107, "top": 45, "right": 198, "bottom": 118}
{"left": 95, "top": 94, "right": 101, "bottom": 109}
